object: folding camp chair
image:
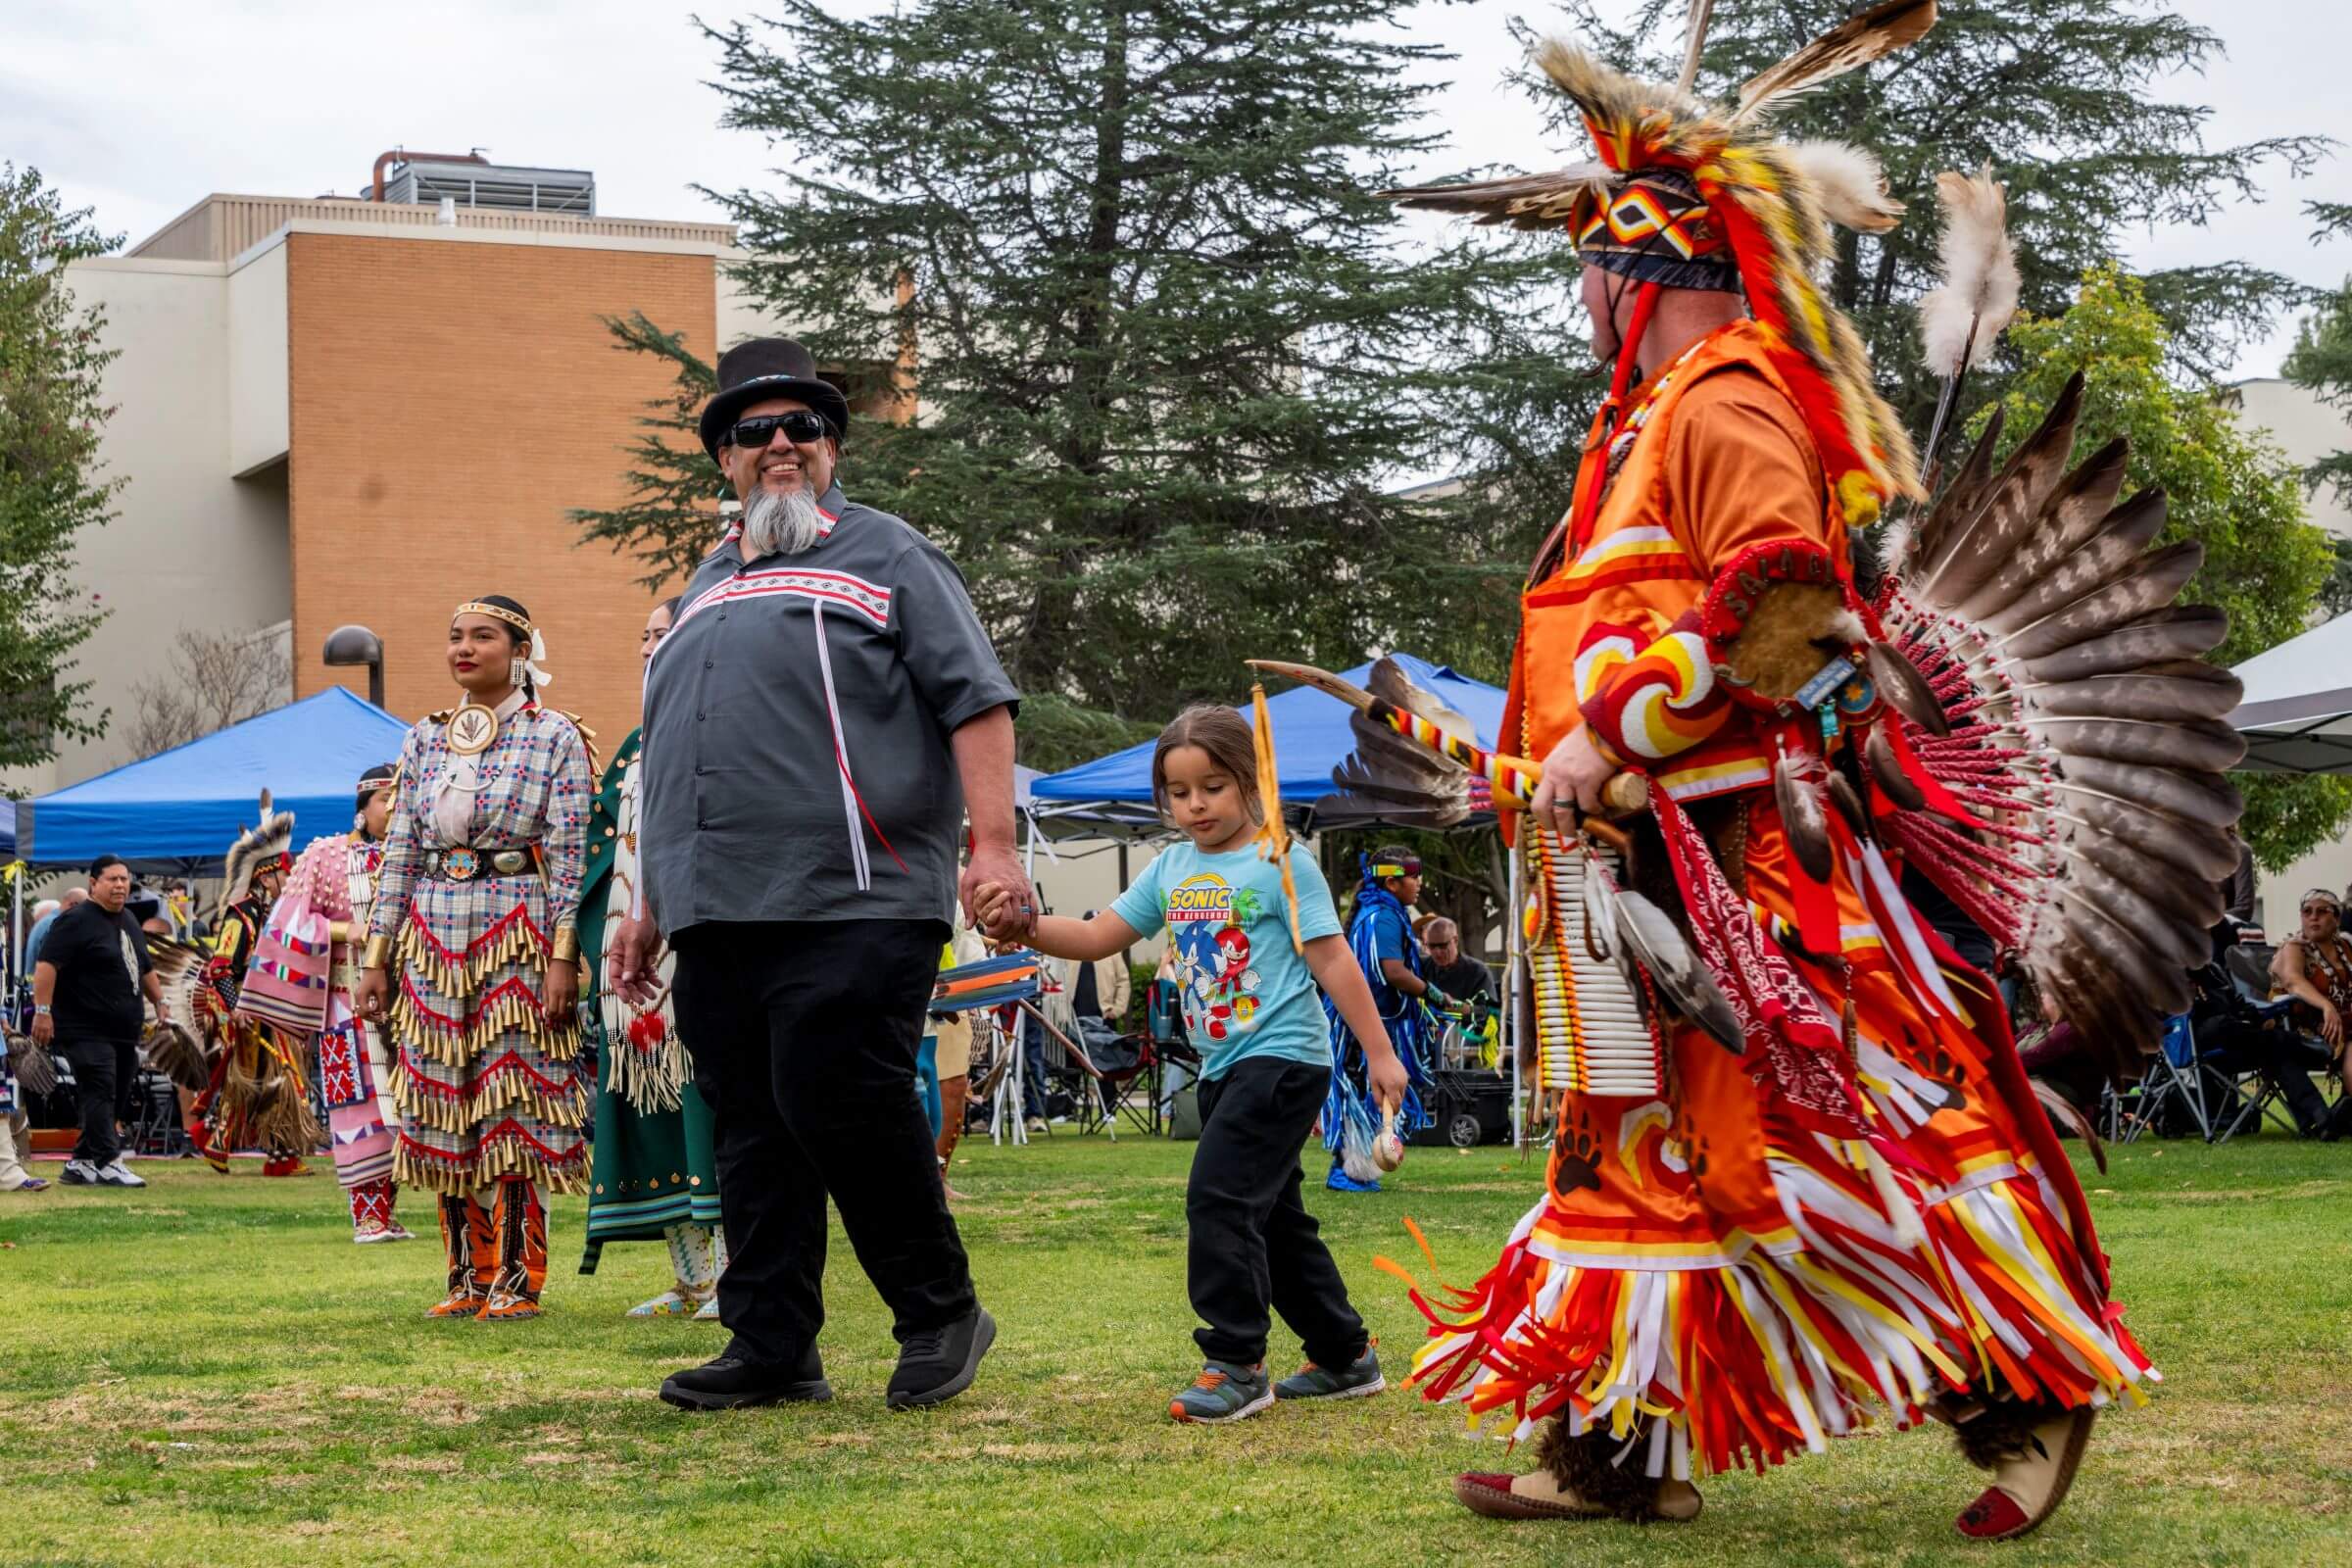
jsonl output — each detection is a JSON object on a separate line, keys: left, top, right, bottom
{"left": 2108, "top": 1014, "right": 2210, "bottom": 1143}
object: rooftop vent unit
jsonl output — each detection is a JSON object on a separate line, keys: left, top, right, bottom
{"left": 375, "top": 156, "right": 595, "bottom": 217}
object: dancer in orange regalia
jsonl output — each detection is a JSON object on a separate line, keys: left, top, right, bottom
{"left": 1375, "top": 3, "right": 2248, "bottom": 1541}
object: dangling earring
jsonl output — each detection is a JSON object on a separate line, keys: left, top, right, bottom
{"left": 509, "top": 652, "right": 525, "bottom": 689}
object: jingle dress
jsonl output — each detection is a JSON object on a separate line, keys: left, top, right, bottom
{"left": 577, "top": 726, "right": 725, "bottom": 1310}
{"left": 369, "top": 689, "right": 594, "bottom": 1315}
{"left": 1406, "top": 322, "right": 2149, "bottom": 1478}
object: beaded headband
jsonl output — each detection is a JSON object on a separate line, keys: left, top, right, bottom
{"left": 453, "top": 601, "right": 533, "bottom": 637}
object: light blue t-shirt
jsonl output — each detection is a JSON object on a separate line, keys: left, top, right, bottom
{"left": 1111, "top": 842, "right": 1342, "bottom": 1081}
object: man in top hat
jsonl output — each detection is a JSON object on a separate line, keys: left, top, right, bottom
{"left": 610, "top": 337, "right": 1035, "bottom": 1411}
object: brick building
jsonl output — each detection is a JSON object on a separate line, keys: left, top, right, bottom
{"left": 18, "top": 157, "right": 817, "bottom": 798}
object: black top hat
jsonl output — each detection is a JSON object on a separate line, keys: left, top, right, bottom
{"left": 697, "top": 337, "right": 853, "bottom": 463}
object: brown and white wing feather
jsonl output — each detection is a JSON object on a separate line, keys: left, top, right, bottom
{"left": 1733, "top": 0, "right": 1939, "bottom": 123}
{"left": 1874, "top": 386, "right": 2243, "bottom": 1079}
{"left": 1378, "top": 165, "right": 1616, "bottom": 232}
{"left": 1314, "top": 657, "right": 1477, "bottom": 826}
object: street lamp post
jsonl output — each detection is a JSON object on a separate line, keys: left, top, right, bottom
{"left": 322, "top": 624, "right": 386, "bottom": 709}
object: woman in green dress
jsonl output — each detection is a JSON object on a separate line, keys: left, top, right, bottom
{"left": 577, "top": 596, "right": 725, "bottom": 1317}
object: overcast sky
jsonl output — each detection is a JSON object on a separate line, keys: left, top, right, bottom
{"left": 7, "top": 0, "right": 2348, "bottom": 377}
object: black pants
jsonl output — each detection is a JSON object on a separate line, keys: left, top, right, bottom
{"left": 670, "top": 918, "right": 975, "bottom": 1366}
{"left": 62, "top": 1035, "right": 128, "bottom": 1167}
{"left": 1189, "top": 1057, "right": 1368, "bottom": 1369}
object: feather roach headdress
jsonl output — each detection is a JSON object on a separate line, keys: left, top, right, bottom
{"left": 1384, "top": 0, "right": 1937, "bottom": 527}
{"left": 221, "top": 790, "right": 295, "bottom": 906}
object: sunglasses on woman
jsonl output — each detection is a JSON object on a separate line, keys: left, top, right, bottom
{"left": 727, "top": 411, "right": 831, "bottom": 449}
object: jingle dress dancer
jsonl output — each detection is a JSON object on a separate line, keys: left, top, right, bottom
{"left": 190, "top": 798, "right": 316, "bottom": 1177}
{"left": 1375, "top": 9, "right": 2245, "bottom": 1541}
{"left": 578, "top": 596, "right": 728, "bottom": 1316}
{"left": 358, "top": 596, "right": 595, "bottom": 1321}
{"left": 244, "top": 763, "right": 414, "bottom": 1240}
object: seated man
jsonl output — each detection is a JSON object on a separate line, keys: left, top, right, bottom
{"left": 1419, "top": 918, "right": 1494, "bottom": 1008}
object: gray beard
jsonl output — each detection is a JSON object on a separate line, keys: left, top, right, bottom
{"left": 741, "top": 481, "right": 823, "bottom": 559}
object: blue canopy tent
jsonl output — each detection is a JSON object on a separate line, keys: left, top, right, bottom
{"left": 17, "top": 687, "right": 412, "bottom": 870}
{"left": 1027, "top": 654, "right": 1507, "bottom": 838}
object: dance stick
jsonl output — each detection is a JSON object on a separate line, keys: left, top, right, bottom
{"left": 1244, "top": 660, "right": 1649, "bottom": 817}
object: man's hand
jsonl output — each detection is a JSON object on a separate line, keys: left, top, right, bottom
{"left": 1530, "top": 724, "right": 1618, "bottom": 837}
{"left": 607, "top": 915, "right": 664, "bottom": 1009}
{"left": 355, "top": 968, "right": 390, "bottom": 1022}
{"left": 30, "top": 1011, "right": 53, "bottom": 1048}
{"left": 962, "top": 844, "right": 1035, "bottom": 939}
{"left": 1368, "top": 1050, "right": 1410, "bottom": 1117}
{"left": 542, "top": 957, "right": 579, "bottom": 1021}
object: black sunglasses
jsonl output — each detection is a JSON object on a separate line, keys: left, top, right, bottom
{"left": 727, "top": 411, "right": 831, "bottom": 449}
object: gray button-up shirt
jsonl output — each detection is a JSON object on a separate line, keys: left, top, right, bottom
{"left": 638, "top": 484, "right": 1018, "bottom": 932}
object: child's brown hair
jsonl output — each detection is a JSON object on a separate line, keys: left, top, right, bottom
{"left": 1151, "top": 705, "right": 1264, "bottom": 824}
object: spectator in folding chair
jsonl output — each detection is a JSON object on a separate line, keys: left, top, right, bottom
{"left": 2268, "top": 889, "right": 2352, "bottom": 1141}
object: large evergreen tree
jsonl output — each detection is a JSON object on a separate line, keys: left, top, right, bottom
{"left": 573, "top": 0, "right": 1587, "bottom": 766}
{"left": 0, "top": 163, "right": 114, "bottom": 769}
{"left": 1547, "top": 0, "right": 2328, "bottom": 429}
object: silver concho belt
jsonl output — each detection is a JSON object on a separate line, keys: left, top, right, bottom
{"left": 420, "top": 847, "right": 537, "bottom": 882}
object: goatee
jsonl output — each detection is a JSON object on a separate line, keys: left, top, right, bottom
{"left": 742, "top": 480, "right": 823, "bottom": 559}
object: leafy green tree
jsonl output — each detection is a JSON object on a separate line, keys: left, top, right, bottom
{"left": 1550, "top": 0, "right": 2328, "bottom": 438}
{"left": 0, "top": 163, "right": 115, "bottom": 769}
{"left": 1986, "top": 266, "right": 2348, "bottom": 869}
{"left": 574, "top": 0, "right": 1588, "bottom": 770}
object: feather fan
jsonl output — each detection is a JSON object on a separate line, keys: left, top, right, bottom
{"left": 147, "top": 934, "right": 211, "bottom": 1038}
{"left": 1313, "top": 657, "right": 1478, "bottom": 827}
{"left": 1733, "top": 0, "right": 1938, "bottom": 123}
{"left": 1918, "top": 166, "right": 2021, "bottom": 379}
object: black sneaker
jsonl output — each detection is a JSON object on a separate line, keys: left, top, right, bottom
{"left": 659, "top": 1346, "right": 832, "bottom": 1411}
{"left": 886, "top": 1307, "right": 996, "bottom": 1410}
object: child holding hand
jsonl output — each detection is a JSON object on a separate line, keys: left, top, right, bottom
{"left": 976, "top": 706, "right": 1409, "bottom": 1424}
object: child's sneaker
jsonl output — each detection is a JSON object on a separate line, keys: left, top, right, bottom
{"left": 1275, "top": 1345, "right": 1385, "bottom": 1400}
{"left": 1169, "top": 1361, "right": 1274, "bottom": 1424}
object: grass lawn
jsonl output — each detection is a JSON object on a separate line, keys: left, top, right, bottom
{"left": 2, "top": 1127, "right": 2347, "bottom": 1568}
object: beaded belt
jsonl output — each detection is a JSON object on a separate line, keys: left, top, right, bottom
{"left": 421, "top": 846, "right": 539, "bottom": 882}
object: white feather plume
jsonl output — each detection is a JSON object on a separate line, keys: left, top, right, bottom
{"left": 1918, "top": 166, "right": 2019, "bottom": 378}
{"left": 1786, "top": 140, "right": 1903, "bottom": 233}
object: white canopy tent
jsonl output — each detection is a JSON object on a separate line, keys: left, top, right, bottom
{"left": 2228, "top": 612, "right": 2352, "bottom": 773}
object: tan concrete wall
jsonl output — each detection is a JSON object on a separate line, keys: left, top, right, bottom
{"left": 283, "top": 231, "right": 718, "bottom": 752}
{"left": 2232, "top": 378, "right": 2352, "bottom": 537}
{"left": 227, "top": 242, "right": 288, "bottom": 475}
{"left": 2, "top": 258, "right": 294, "bottom": 799}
